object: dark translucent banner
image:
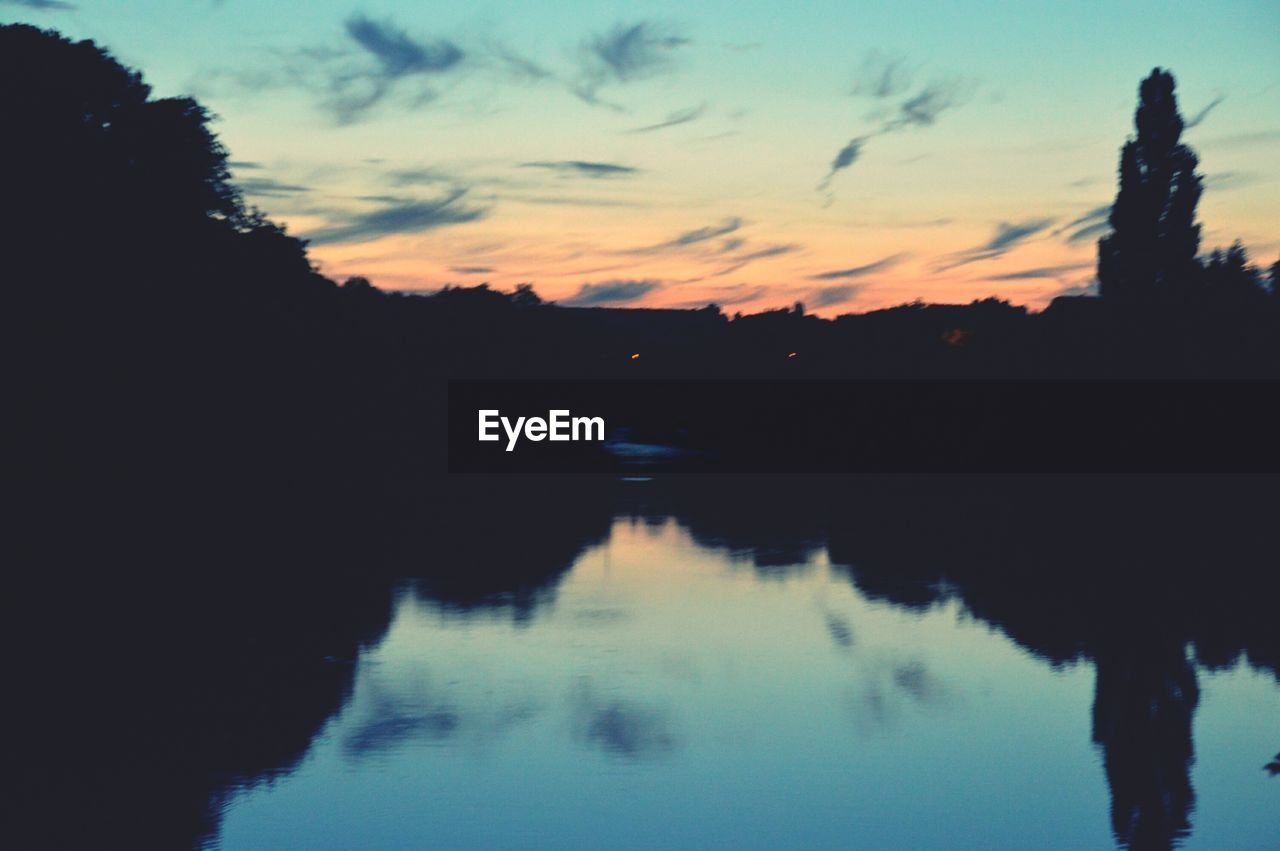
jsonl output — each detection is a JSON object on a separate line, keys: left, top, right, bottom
{"left": 448, "top": 379, "right": 1280, "bottom": 473}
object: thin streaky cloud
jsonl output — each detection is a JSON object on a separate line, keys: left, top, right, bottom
{"left": 633, "top": 217, "right": 744, "bottom": 254}
{"left": 810, "top": 253, "right": 906, "bottom": 280}
{"left": 630, "top": 103, "right": 706, "bottom": 133}
{"left": 808, "top": 284, "right": 865, "bottom": 308}
{"left": 520, "top": 160, "right": 640, "bottom": 178}
{"left": 935, "top": 218, "right": 1056, "bottom": 271}
{"left": 1184, "top": 94, "right": 1225, "bottom": 129}
{"left": 307, "top": 190, "right": 487, "bottom": 245}
{"left": 0, "top": 0, "right": 77, "bottom": 9}
{"left": 986, "top": 262, "right": 1093, "bottom": 281}
{"left": 561, "top": 279, "right": 662, "bottom": 306}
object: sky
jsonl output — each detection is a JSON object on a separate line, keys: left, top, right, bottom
{"left": 4, "top": 0, "right": 1278, "bottom": 314}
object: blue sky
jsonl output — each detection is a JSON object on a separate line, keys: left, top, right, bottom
{"left": 4, "top": 0, "right": 1278, "bottom": 312}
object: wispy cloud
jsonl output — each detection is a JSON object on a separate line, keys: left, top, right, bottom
{"left": 307, "top": 190, "right": 487, "bottom": 245}
{"left": 450, "top": 266, "right": 494, "bottom": 275}
{"left": 851, "top": 51, "right": 912, "bottom": 98}
{"left": 387, "top": 166, "right": 456, "bottom": 187}
{"left": 710, "top": 243, "right": 801, "bottom": 277}
{"left": 1053, "top": 205, "right": 1110, "bottom": 244}
{"left": 818, "top": 137, "right": 869, "bottom": 192}
{"left": 986, "top": 262, "right": 1093, "bottom": 281}
{"left": 561, "top": 279, "right": 662, "bottom": 306}
{"left": 821, "top": 52, "right": 976, "bottom": 194}
{"left": 1184, "top": 94, "right": 1225, "bottom": 129}
{"left": 631, "top": 217, "right": 744, "bottom": 254}
{"left": 986, "top": 219, "right": 1055, "bottom": 252}
{"left": 808, "top": 284, "right": 865, "bottom": 308}
{"left": 1204, "top": 170, "right": 1265, "bottom": 191}
{"left": 237, "top": 176, "right": 310, "bottom": 197}
{"left": 218, "top": 15, "right": 467, "bottom": 124}
{"left": 630, "top": 103, "right": 706, "bottom": 133}
{"left": 936, "top": 218, "right": 1055, "bottom": 271}
{"left": 346, "top": 15, "right": 462, "bottom": 76}
{"left": 520, "top": 160, "right": 640, "bottom": 178}
{"left": 575, "top": 21, "right": 690, "bottom": 106}
{"left": 321, "top": 14, "right": 464, "bottom": 122}
{"left": 886, "top": 78, "right": 973, "bottom": 131}
{"left": 0, "top": 0, "right": 77, "bottom": 9}
{"left": 809, "top": 253, "right": 905, "bottom": 280}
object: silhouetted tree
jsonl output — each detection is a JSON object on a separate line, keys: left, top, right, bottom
{"left": 511, "top": 283, "right": 544, "bottom": 310}
{"left": 1202, "top": 241, "right": 1264, "bottom": 302}
{"left": 1098, "top": 69, "right": 1203, "bottom": 303}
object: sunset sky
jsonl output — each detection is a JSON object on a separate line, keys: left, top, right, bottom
{"left": 5, "top": 0, "right": 1278, "bottom": 313}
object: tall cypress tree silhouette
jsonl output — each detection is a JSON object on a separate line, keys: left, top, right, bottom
{"left": 1098, "top": 69, "right": 1203, "bottom": 303}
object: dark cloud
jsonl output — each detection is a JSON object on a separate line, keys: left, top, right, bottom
{"left": 298, "top": 15, "right": 467, "bottom": 123}
{"left": 520, "top": 160, "right": 640, "bottom": 178}
{"left": 307, "top": 190, "right": 487, "bottom": 245}
{"left": 237, "top": 177, "right": 310, "bottom": 197}
{"left": 345, "top": 14, "right": 463, "bottom": 76}
{"left": 935, "top": 217, "right": 1055, "bottom": 271}
{"left": 227, "top": 161, "right": 264, "bottom": 170}
{"left": 808, "top": 284, "right": 864, "bottom": 308}
{"left": 0, "top": 0, "right": 77, "bottom": 9}
{"left": 561, "top": 279, "right": 662, "bottom": 306}
{"left": 450, "top": 266, "right": 494, "bottom": 275}
{"left": 851, "top": 51, "right": 912, "bottom": 99}
{"left": 1184, "top": 94, "right": 1225, "bottom": 129}
{"left": 575, "top": 21, "right": 690, "bottom": 106}
{"left": 630, "top": 103, "right": 707, "bottom": 133}
{"left": 818, "top": 136, "right": 868, "bottom": 190}
{"left": 810, "top": 253, "right": 905, "bottom": 280}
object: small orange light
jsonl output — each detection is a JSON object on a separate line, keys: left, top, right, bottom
{"left": 787, "top": 352, "right": 798, "bottom": 358}
{"left": 630, "top": 353, "right": 640, "bottom": 360}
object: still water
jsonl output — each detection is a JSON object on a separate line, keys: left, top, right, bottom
{"left": 216, "top": 514, "right": 1278, "bottom": 850}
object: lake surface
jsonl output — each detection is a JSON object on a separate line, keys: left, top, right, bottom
{"left": 211, "top": 495, "right": 1279, "bottom": 850}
